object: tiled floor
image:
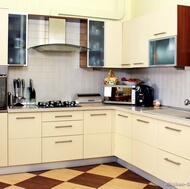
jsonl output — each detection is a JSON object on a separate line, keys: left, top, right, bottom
{"left": 0, "top": 162, "right": 162, "bottom": 189}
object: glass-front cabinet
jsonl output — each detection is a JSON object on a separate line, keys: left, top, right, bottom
{"left": 88, "top": 20, "right": 104, "bottom": 67}
{"left": 8, "top": 14, "right": 27, "bottom": 66}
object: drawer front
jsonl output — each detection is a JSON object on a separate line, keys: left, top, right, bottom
{"left": 8, "top": 113, "right": 41, "bottom": 139}
{"left": 115, "top": 111, "right": 132, "bottom": 137}
{"left": 42, "top": 111, "right": 83, "bottom": 122}
{"left": 158, "top": 120, "right": 190, "bottom": 159}
{"left": 42, "top": 121, "right": 83, "bottom": 137}
{"left": 9, "top": 138, "right": 41, "bottom": 166}
{"left": 42, "top": 135, "right": 83, "bottom": 163}
{"left": 84, "top": 110, "right": 112, "bottom": 134}
{"left": 132, "top": 114, "right": 158, "bottom": 147}
{"left": 157, "top": 149, "right": 190, "bottom": 185}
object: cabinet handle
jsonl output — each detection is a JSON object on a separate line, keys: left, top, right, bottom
{"left": 16, "top": 117, "right": 35, "bottom": 120}
{"left": 55, "top": 125, "right": 72, "bottom": 129}
{"left": 136, "top": 119, "right": 149, "bottom": 124}
{"left": 90, "top": 113, "right": 107, "bottom": 116}
{"left": 165, "top": 126, "right": 181, "bottom": 132}
{"left": 154, "top": 32, "right": 167, "bottom": 36}
{"left": 55, "top": 115, "right": 72, "bottom": 118}
{"left": 164, "top": 158, "right": 181, "bottom": 166}
{"left": 133, "top": 63, "right": 144, "bottom": 65}
{"left": 55, "top": 140, "right": 72, "bottom": 144}
{"left": 118, "top": 114, "right": 128, "bottom": 118}
{"left": 121, "top": 64, "right": 131, "bottom": 66}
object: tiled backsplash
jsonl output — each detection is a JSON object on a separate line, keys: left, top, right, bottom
{"left": 7, "top": 18, "right": 190, "bottom": 109}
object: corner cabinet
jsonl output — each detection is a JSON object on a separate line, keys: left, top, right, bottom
{"left": 0, "top": 8, "right": 8, "bottom": 66}
{"left": 8, "top": 13, "right": 28, "bottom": 66}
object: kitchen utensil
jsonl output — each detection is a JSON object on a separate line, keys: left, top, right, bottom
{"left": 17, "top": 78, "right": 21, "bottom": 99}
{"left": 21, "top": 79, "right": 25, "bottom": 99}
{"left": 13, "top": 79, "right": 17, "bottom": 100}
{"left": 28, "top": 79, "right": 36, "bottom": 106}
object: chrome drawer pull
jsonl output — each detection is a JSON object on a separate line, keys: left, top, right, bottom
{"left": 118, "top": 114, "right": 128, "bottom": 118}
{"left": 55, "top": 115, "right": 72, "bottom": 118}
{"left": 154, "top": 32, "right": 167, "bottom": 36}
{"left": 55, "top": 125, "right": 72, "bottom": 129}
{"left": 136, "top": 119, "right": 149, "bottom": 124}
{"left": 164, "top": 158, "right": 181, "bottom": 165}
{"left": 90, "top": 113, "right": 107, "bottom": 116}
{"left": 55, "top": 140, "right": 72, "bottom": 144}
{"left": 121, "top": 64, "right": 131, "bottom": 66}
{"left": 165, "top": 126, "right": 181, "bottom": 132}
{"left": 16, "top": 117, "right": 35, "bottom": 120}
{"left": 133, "top": 62, "right": 144, "bottom": 65}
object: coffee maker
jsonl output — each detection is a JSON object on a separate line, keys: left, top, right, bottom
{"left": 136, "top": 85, "right": 154, "bottom": 107}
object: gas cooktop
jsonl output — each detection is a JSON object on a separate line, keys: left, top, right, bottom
{"left": 37, "top": 100, "right": 80, "bottom": 108}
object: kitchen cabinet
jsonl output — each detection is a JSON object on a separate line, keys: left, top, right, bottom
{"left": 84, "top": 110, "right": 112, "bottom": 158}
{"left": 8, "top": 113, "right": 41, "bottom": 165}
{"left": 0, "top": 113, "right": 7, "bottom": 167}
{"left": 42, "top": 111, "right": 83, "bottom": 162}
{"left": 0, "top": 8, "right": 8, "bottom": 65}
{"left": 156, "top": 120, "right": 190, "bottom": 185}
{"left": 131, "top": 114, "right": 158, "bottom": 175}
{"left": 8, "top": 13, "right": 27, "bottom": 66}
{"left": 84, "top": 20, "right": 122, "bottom": 68}
{"left": 113, "top": 111, "right": 132, "bottom": 163}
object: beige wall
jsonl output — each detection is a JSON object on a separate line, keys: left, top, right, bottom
{"left": 131, "top": 0, "right": 190, "bottom": 18}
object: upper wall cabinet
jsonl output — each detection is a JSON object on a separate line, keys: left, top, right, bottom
{"left": 8, "top": 14, "right": 28, "bottom": 66}
{"left": 81, "top": 20, "right": 122, "bottom": 68}
{"left": 0, "top": 9, "right": 8, "bottom": 66}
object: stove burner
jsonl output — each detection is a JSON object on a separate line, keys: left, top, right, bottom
{"left": 38, "top": 100, "right": 79, "bottom": 108}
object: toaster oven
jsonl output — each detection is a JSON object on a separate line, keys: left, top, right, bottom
{"left": 103, "top": 85, "right": 136, "bottom": 105}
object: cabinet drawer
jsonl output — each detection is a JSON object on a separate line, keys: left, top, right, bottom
{"left": 157, "top": 149, "right": 190, "bottom": 185}
{"left": 42, "top": 135, "right": 83, "bottom": 163}
{"left": 84, "top": 110, "right": 112, "bottom": 134}
{"left": 158, "top": 120, "right": 190, "bottom": 159}
{"left": 42, "top": 111, "right": 83, "bottom": 121}
{"left": 42, "top": 121, "right": 83, "bottom": 137}
{"left": 132, "top": 115, "right": 158, "bottom": 147}
{"left": 115, "top": 111, "right": 132, "bottom": 137}
{"left": 8, "top": 113, "right": 41, "bottom": 139}
{"left": 9, "top": 138, "right": 41, "bottom": 166}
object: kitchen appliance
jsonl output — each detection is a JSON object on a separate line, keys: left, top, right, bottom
{"left": 136, "top": 85, "right": 154, "bottom": 107}
{"left": 38, "top": 100, "right": 79, "bottom": 108}
{"left": 149, "top": 35, "right": 176, "bottom": 66}
{"left": 0, "top": 66, "right": 7, "bottom": 111}
{"left": 103, "top": 85, "right": 136, "bottom": 105}
{"left": 73, "top": 93, "right": 102, "bottom": 104}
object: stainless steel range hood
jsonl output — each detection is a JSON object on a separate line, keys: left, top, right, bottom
{"left": 29, "top": 18, "right": 89, "bottom": 53}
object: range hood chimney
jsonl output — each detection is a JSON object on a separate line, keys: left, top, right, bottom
{"left": 29, "top": 18, "right": 89, "bottom": 53}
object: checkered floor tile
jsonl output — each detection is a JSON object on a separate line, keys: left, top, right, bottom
{"left": 0, "top": 162, "right": 162, "bottom": 189}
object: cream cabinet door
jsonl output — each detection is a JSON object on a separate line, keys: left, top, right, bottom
{"left": 84, "top": 110, "right": 112, "bottom": 158}
{"left": 0, "top": 113, "right": 7, "bottom": 167}
{"left": 104, "top": 21, "right": 122, "bottom": 68}
{"left": 0, "top": 8, "right": 8, "bottom": 65}
{"left": 132, "top": 114, "right": 158, "bottom": 147}
{"left": 158, "top": 120, "right": 190, "bottom": 160}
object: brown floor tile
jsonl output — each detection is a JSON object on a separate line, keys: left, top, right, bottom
{"left": 68, "top": 173, "right": 113, "bottom": 188}
{"left": 0, "top": 181, "right": 11, "bottom": 188}
{"left": 15, "top": 176, "right": 63, "bottom": 189}
{"left": 29, "top": 170, "right": 50, "bottom": 175}
{"left": 68, "top": 164, "right": 99, "bottom": 172}
{"left": 52, "top": 182, "right": 96, "bottom": 189}
{"left": 5, "top": 186, "right": 25, "bottom": 189}
{"left": 143, "top": 184, "right": 163, "bottom": 189}
{"left": 117, "top": 170, "right": 150, "bottom": 184}
{"left": 103, "top": 162, "right": 126, "bottom": 168}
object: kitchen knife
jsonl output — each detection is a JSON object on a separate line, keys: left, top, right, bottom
{"left": 13, "top": 79, "right": 17, "bottom": 99}
{"left": 21, "top": 79, "right": 25, "bottom": 99}
{"left": 17, "top": 78, "right": 22, "bottom": 99}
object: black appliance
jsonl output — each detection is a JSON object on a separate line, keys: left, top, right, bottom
{"left": 136, "top": 85, "right": 154, "bottom": 107}
{"left": 0, "top": 66, "right": 7, "bottom": 111}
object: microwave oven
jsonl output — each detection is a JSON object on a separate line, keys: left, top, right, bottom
{"left": 149, "top": 35, "right": 177, "bottom": 66}
{"left": 103, "top": 85, "right": 136, "bottom": 105}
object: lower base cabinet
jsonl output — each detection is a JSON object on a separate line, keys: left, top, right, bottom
{"left": 42, "top": 135, "right": 83, "bottom": 162}
{"left": 9, "top": 138, "right": 41, "bottom": 166}
{"left": 157, "top": 149, "right": 190, "bottom": 187}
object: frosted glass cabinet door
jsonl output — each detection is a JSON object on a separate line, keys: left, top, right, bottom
{"left": 88, "top": 20, "right": 104, "bottom": 67}
{"left": 8, "top": 14, "right": 27, "bottom": 66}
